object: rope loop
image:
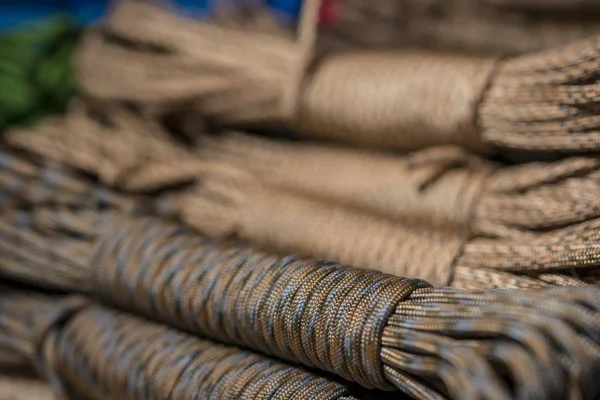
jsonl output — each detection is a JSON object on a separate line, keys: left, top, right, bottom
{"left": 91, "top": 216, "right": 431, "bottom": 389}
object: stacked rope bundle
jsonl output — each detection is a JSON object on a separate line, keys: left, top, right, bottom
{"left": 6, "top": 109, "right": 600, "bottom": 289}
{"left": 324, "top": 0, "right": 600, "bottom": 55}
{"left": 195, "top": 133, "right": 600, "bottom": 239}
{"left": 4, "top": 151, "right": 600, "bottom": 398}
{"left": 162, "top": 169, "right": 600, "bottom": 288}
{"left": 0, "top": 289, "right": 362, "bottom": 400}
{"left": 5, "top": 215, "right": 600, "bottom": 398}
{"left": 0, "top": 370, "right": 53, "bottom": 400}
{"left": 4, "top": 102, "right": 219, "bottom": 192}
{"left": 75, "top": 0, "right": 600, "bottom": 154}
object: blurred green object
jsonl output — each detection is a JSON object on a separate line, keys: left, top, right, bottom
{"left": 0, "top": 14, "right": 80, "bottom": 132}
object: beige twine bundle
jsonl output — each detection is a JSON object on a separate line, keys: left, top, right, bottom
{"left": 4, "top": 102, "right": 230, "bottom": 193}
{"left": 0, "top": 369, "right": 53, "bottom": 400}
{"left": 75, "top": 0, "right": 600, "bottom": 154}
{"left": 162, "top": 171, "right": 600, "bottom": 289}
{"left": 195, "top": 132, "right": 600, "bottom": 239}
{"left": 1, "top": 143, "right": 596, "bottom": 290}
{"left": 325, "top": 0, "right": 600, "bottom": 55}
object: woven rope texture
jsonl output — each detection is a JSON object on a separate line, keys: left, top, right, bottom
{"left": 0, "top": 289, "right": 361, "bottom": 400}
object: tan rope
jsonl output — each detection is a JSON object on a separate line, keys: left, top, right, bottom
{"left": 293, "top": 51, "right": 495, "bottom": 152}
{"left": 195, "top": 132, "right": 600, "bottom": 239}
{"left": 4, "top": 205, "right": 600, "bottom": 398}
{"left": 14, "top": 105, "right": 600, "bottom": 242}
{"left": 162, "top": 171, "right": 600, "bottom": 288}
{"left": 6, "top": 120, "right": 600, "bottom": 289}
{"left": 0, "top": 371, "right": 53, "bottom": 400}
{"left": 196, "top": 134, "right": 492, "bottom": 232}
{"left": 0, "top": 290, "right": 361, "bottom": 400}
{"left": 74, "top": 1, "right": 600, "bottom": 154}
{"left": 163, "top": 175, "right": 465, "bottom": 286}
{"left": 327, "top": 0, "right": 600, "bottom": 55}
{"left": 481, "top": 0, "right": 600, "bottom": 12}
{"left": 77, "top": 1, "right": 311, "bottom": 123}
{"left": 5, "top": 102, "right": 223, "bottom": 192}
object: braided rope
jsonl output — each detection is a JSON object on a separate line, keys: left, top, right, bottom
{"left": 0, "top": 290, "right": 361, "bottom": 400}
{"left": 5, "top": 102, "right": 221, "bottom": 192}
{"left": 164, "top": 171, "right": 600, "bottom": 288}
{"left": 3, "top": 147, "right": 598, "bottom": 289}
{"left": 3, "top": 162, "right": 600, "bottom": 399}
{"left": 71, "top": 1, "right": 600, "bottom": 154}
{"left": 195, "top": 132, "right": 600, "bottom": 239}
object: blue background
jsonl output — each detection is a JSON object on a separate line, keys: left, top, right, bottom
{"left": 0, "top": 0, "right": 303, "bottom": 33}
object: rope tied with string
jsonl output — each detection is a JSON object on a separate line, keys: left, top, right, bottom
{"left": 0, "top": 290, "right": 361, "bottom": 400}
{"left": 193, "top": 132, "right": 600, "bottom": 239}
{"left": 163, "top": 170, "right": 600, "bottom": 289}
{"left": 76, "top": 0, "right": 600, "bottom": 154}
{"left": 5, "top": 214, "right": 600, "bottom": 398}
{"left": 4, "top": 102, "right": 228, "bottom": 192}
{"left": 3, "top": 158, "right": 600, "bottom": 398}
{"left": 2, "top": 134, "right": 598, "bottom": 289}
{"left": 13, "top": 104, "right": 600, "bottom": 242}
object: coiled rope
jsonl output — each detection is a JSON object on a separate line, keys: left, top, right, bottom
{"left": 74, "top": 0, "right": 600, "bottom": 154}
{"left": 4, "top": 118, "right": 598, "bottom": 289}
{"left": 324, "top": 0, "right": 600, "bottom": 55}
{"left": 2, "top": 153, "right": 600, "bottom": 399}
{"left": 0, "top": 289, "right": 361, "bottom": 400}
{"left": 193, "top": 132, "right": 600, "bottom": 239}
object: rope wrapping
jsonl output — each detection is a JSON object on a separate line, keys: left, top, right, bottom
{"left": 194, "top": 132, "right": 600, "bottom": 239}
{"left": 4, "top": 126, "right": 600, "bottom": 289}
{"left": 12, "top": 104, "right": 600, "bottom": 242}
{"left": 0, "top": 290, "right": 361, "bottom": 400}
{"left": 5, "top": 102, "right": 222, "bottom": 192}
{"left": 2, "top": 153, "right": 600, "bottom": 398}
{"left": 72, "top": 1, "right": 600, "bottom": 154}
{"left": 164, "top": 172, "right": 600, "bottom": 289}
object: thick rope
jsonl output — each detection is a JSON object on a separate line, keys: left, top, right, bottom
{"left": 74, "top": 1, "right": 600, "bottom": 154}
{"left": 163, "top": 172, "right": 600, "bottom": 289}
{"left": 0, "top": 289, "right": 361, "bottom": 400}
{"left": 3, "top": 210, "right": 600, "bottom": 398}
{"left": 2, "top": 154, "right": 600, "bottom": 397}
{"left": 13, "top": 107, "right": 600, "bottom": 241}
{"left": 325, "top": 0, "right": 600, "bottom": 55}
{"left": 3, "top": 137, "right": 598, "bottom": 289}
{"left": 5, "top": 102, "right": 223, "bottom": 192}
{"left": 195, "top": 132, "right": 600, "bottom": 239}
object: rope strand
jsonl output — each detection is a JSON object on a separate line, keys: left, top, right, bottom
{"left": 2, "top": 158, "right": 600, "bottom": 398}
{"left": 74, "top": 1, "right": 600, "bottom": 154}
{"left": 0, "top": 290, "right": 362, "bottom": 400}
{"left": 194, "top": 132, "right": 600, "bottom": 239}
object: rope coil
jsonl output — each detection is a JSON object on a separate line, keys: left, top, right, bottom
{"left": 2, "top": 145, "right": 599, "bottom": 290}
{"left": 193, "top": 132, "right": 600, "bottom": 239}
{"left": 73, "top": 0, "right": 600, "bottom": 154}
{"left": 2, "top": 157, "right": 600, "bottom": 398}
{"left": 0, "top": 290, "right": 361, "bottom": 400}
{"left": 325, "top": 0, "right": 600, "bottom": 55}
